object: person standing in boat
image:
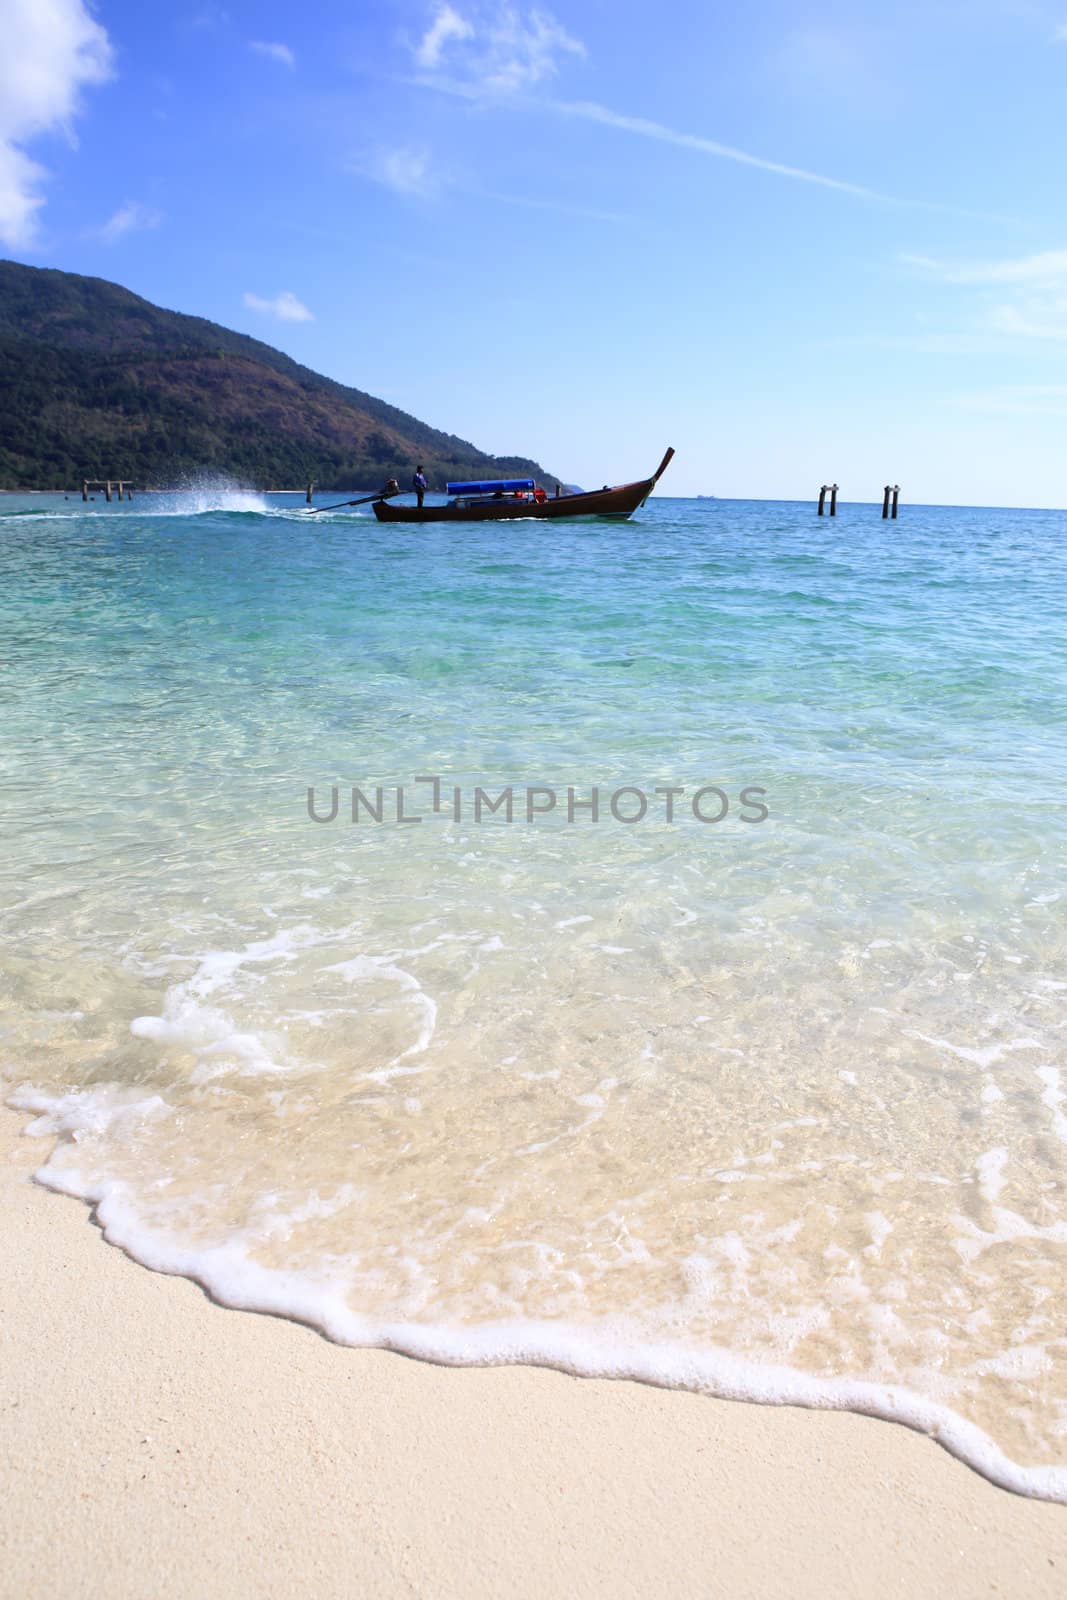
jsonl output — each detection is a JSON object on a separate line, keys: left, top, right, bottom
{"left": 412, "top": 465, "right": 427, "bottom": 508}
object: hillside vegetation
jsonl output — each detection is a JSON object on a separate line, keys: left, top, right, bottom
{"left": 0, "top": 261, "right": 555, "bottom": 490}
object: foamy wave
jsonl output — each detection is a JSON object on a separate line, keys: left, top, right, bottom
{"left": 165, "top": 480, "right": 271, "bottom": 516}
{"left": 127, "top": 925, "right": 328, "bottom": 1079}
{"left": 7, "top": 1088, "right": 1067, "bottom": 1506}
{"left": 326, "top": 954, "right": 437, "bottom": 1077}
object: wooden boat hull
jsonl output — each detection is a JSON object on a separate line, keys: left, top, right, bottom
{"left": 371, "top": 448, "right": 674, "bottom": 523}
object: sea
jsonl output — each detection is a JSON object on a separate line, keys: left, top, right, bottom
{"left": 2, "top": 486, "right": 1066, "bottom": 1501}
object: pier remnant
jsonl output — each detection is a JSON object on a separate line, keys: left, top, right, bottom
{"left": 882, "top": 485, "right": 900, "bottom": 519}
{"left": 818, "top": 484, "right": 839, "bottom": 516}
{"left": 81, "top": 479, "right": 133, "bottom": 502}
{"left": 306, "top": 481, "right": 315, "bottom": 505}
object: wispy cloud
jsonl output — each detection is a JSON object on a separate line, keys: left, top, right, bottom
{"left": 415, "top": 4, "right": 473, "bottom": 69}
{"left": 420, "top": 74, "right": 904, "bottom": 200}
{"left": 250, "top": 40, "right": 295, "bottom": 69}
{"left": 985, "top": 298, "right": 1067, "bottom": 340}
{"left": 0, "top": 0, "right": 113, "bottom": 248}
{"left": 412, "top": 3, "right": 584, "bottom": 91}
{"left": 351, "top": 146, "right": 435, "bottom": 197}
{"left": 553, "top": 100, "right": 880, "bottom": 198}
{"left": 190, "top": 6, "right": 230, "bottom": 29}
{"left": 903, "top": 248, "right": 1067, "bottom": 285}
{"left": 901, "top": 249, "right": 1067, "bottom": 342}
{"left": 546, "top": 100, "right": 1020, "bottom": 220}
{"left": 243, "top": 290, "right": 314, "bottom": 322}
{"left": 409, "top": 16, "right": 1006, "bottom": 217}
{"left": 408, "top": 5, "right": 876, "bottom": 197}
{"left": 95, "top": 200, "right": 162, "bottom": 242}
{"left": 349, "top": 142, "right": 629, "bottom": 219}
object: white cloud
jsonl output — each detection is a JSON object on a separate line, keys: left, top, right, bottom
{"left": 411, "top": 8, "right": 1005, "bottom": 216}
{"left": 414, "top": 52, "right": 962, "bottom": 210}
{"left": 243, "top": 290, "right": 314, "bottom": 322}
{"left": 412, "top": 3, "right": 584, "bottom": 91}
{"left": 415, "top": 4, "right": 473, "bottom": 68}
{"left": 250, "top": 39, "right": 295, "bottom": 68}
{"left": 351, "top": 146, "right": 435, "bottom": 197}
{"left": 901, "top": 250, "right": 1067, "bottom": 344}
{"left": 554, "top": 100, "right": 879, "bottom": 197}
{"left": 96, "top": 200, "right": 162, "bottom": 242}
{"left": 903, "top": 249, "right": 1067, "bottom": 285}
{"left": 191, "top": 6, "right": 231, "bottom": 28}
{"left": 0, "top": 0, "right": 113, "bottom": 247}
{"left": 985, "top": 298, "right": 1067, "bottom": 340}
{"left": 380, "top": 147, "right": 434, "bottom": 195}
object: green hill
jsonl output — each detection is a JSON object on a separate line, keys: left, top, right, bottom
{"left": 0, "top": 260, "right": 556, "bottom": 491}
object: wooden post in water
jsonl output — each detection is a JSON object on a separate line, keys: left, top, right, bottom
{"left": 818, "top": 485, "right": 828, "bottom": 516}
{"left": 306, "top": 482, "right": 315, "bottom": 505}
{"left": 829, "top": 483, "right": 838, "bottom": 516}
{"left": 104, "top": 480, "right": 112, "bottom": 502}
{"left": 82, "top": 480, "right": 89, "bottom": 502}
{"left": 891, "top": 485, "right": 900, "bottom": 519}
{"left": 882, "top": 485, "right": 891, "bottom": 519}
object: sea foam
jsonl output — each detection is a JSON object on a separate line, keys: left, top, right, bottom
{"left": 8, "top": 1076, "right": 1067, "bottom": 1506}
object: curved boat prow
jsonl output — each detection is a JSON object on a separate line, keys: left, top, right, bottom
{"left": 370, "top": 447, "right": 676, "bottom": 522}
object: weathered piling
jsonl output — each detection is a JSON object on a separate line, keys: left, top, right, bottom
{"left": 829, "top": 483, "right": 838, "bottom": 516}
{"left": 891, "top": 485, "right": 900, "bottom": 519}
{"left": 818, "top": 485, "right": 827, "bottom": 516}
{"left": 882, "top": 485, "right": 891, "bottom": 519}
{"left": 306, "top": 482, "right": 315, "bottom": 505}
{"left": 81, "top": 478, "right": 132, "bottom": 503}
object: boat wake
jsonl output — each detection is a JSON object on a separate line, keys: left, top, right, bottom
{"left": 164, "top": 479, "right": 272, "bottom": 516}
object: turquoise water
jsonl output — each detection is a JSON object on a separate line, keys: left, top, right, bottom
{"left": 3, "top": 487, "right": 1067, "bottom": 1498}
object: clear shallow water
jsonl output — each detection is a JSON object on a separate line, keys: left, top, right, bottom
{"left": 3, "top": 488, "right": 1067, "bottom": 1498}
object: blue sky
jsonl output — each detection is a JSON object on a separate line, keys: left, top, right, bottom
{"left": 6, "top": 1, "right": 1067, "bottom": 503}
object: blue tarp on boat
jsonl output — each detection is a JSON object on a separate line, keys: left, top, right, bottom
{"left": 446, "top": 478, "right": 535, "bottom": 496}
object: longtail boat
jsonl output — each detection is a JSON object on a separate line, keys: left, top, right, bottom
{"left": 370, "top": 447, "right": 675, "bottom": 523}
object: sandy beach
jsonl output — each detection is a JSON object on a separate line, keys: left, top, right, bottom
{"left": 2, "top": 1107, "right": 1064, "bottom": 1600}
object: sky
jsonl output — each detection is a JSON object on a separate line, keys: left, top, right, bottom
{"left": 5, "top": 0, "right": 1067, "bottom": 503}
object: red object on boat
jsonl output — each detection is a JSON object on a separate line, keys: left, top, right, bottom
{"left": 371, "top": 449, "right": 675, "bottom": 523}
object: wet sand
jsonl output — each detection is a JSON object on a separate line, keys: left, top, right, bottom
{"left": 2, "top": 1108, "right": 1064, "bottom": 1599}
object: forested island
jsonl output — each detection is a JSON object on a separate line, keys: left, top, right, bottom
{"left": 0, "top": 261, "right": 555, "bottom": 491}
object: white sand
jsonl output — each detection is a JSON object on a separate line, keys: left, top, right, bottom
{"left": 2, "top": 1107, "right": 1064, "bottom": 1599}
